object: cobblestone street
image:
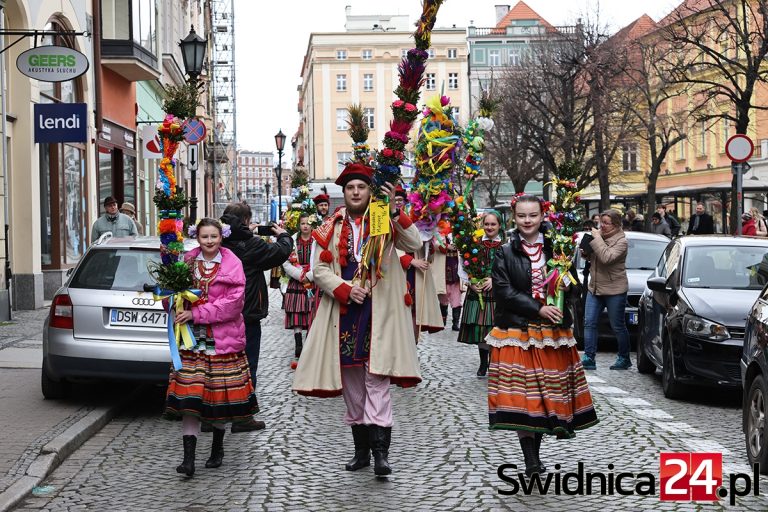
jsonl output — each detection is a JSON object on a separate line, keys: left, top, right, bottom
{"left": 10, "top": 291, "right": 768, "bottom": 511}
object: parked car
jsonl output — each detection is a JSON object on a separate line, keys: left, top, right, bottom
{"left": 570, "top": 231, "right": 669, "bottom": 348}
{"left": 637, "top": 236, "right": 768, "bottom": 399}
{"left": 42, "top": 236, "right": 197, "bottom": 399}
{"left": 742, "top": 284, "right": 768, "bottom": 474}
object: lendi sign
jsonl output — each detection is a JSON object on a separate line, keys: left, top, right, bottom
{"left": 16, "top": 45, "right": 89, "bottom": 82}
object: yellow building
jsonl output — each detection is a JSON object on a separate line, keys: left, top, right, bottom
{"left": 298, "top": 7, "right": 469, "bottom": 181}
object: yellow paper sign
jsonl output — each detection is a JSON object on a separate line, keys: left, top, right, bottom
{"left": 369, "top": 200, "right": 391, "bottom": 236}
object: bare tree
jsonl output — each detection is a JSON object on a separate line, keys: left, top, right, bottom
{"left": 618, "top": 23, "right": 689, "bottom": 226}
{"left": 483, "top": 77, "right": 544, "bottom": 198}
{"left": 662, "top": 0, "right": 768, "bottom": 231}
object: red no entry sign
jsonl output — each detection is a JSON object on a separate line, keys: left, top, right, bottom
{"left": 182, "top": 118, "right": 207, "bottom": 145}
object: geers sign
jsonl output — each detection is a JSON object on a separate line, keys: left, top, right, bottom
{"left": 17, "top": 45, "right": 89, "bottom": 82}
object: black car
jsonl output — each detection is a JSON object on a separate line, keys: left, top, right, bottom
{"left": 741, "top": 282, "right": 768, "bottom": 473}
{"left": 637, "top": 236, "right": 768, "bottom": 399}
{"left": 570, "top": 231, "right": 669, "bottom": 348}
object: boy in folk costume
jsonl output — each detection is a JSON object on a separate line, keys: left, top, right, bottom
{"left": 313, "top": 193, "right": 330, "bottom": 220}
{"left": 293, "top": 162, "right": 423, "bottom": 476}
{"left": 395, "top": 185, "right": 444, "bottom": 338}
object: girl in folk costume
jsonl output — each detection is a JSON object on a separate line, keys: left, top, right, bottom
{"left": 282, "top": 213, "right": 315, "bottom": 360}
{"left": 457, "top": 211, "right": 503, "bottom": 377}
{"left": 395, "top": 186, "right": 444, "bottom": 338}
{"left": 292, "top": 163, "right": 423, "bottom": 476}
{"left": 165, "top": 218, "right": 258, "bottom": 478}
{"left": 486, "top": 195, "right": 598, "bottom": 477}
{"left": 433, "top": 233, "right": 462, "bottom": 331}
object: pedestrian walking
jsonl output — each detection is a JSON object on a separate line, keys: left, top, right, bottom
{"left": 457, "top": 211, "right": 503, "bottom": 377}
{"left": 749, "top": 207, "right": 767, "bottom": 236}
{"left": 686, "top": 203, "right": 715, "bottom": 235}
{"left": 164, "top": 218, "right": 258, "bottom": 477}
{"left": 650, "top": 212, "right": 672, "bottom": 238}
{"left": 91, "top": 196, "right": 138, "bottom": 240}
{"left": 119, "top": 202, "right": 144, "bottom": 235}
{"left": 486, "top": 195, "right": 598, "bottom": 477}
{"left": 282, "top": 213, "right": 315, "bottom": 361}
{"left": 656, "top": 205, "right": 680, "bottom": 237}
{"left": 435, "top": 234, "right": 463, "bottom": 331}
{"left": 580, "top": 209, "right": 631, "bottom": 370}
{"left": 292, "top": 162, "right": 423, "bottom": 476}
{"left": 220, "top": 202, "right": 293, "bottom": 432}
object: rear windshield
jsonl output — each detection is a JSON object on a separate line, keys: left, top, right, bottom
{"left": 69, "top": 248, "right": 159, "bottom": 291}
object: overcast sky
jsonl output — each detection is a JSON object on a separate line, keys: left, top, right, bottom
{"left": 234, "top": 0, "right": 678, "bottom": 161}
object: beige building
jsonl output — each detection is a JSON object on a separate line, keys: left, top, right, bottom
{"left": 298, "top": 7, "right": 469, "bottom": 181}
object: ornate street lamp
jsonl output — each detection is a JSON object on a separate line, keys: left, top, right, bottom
{"left": 179, "top": 26, "right": 207, "bottom": 221}
{"left": 274, "top": 129, "right": 286, "bottom": 220}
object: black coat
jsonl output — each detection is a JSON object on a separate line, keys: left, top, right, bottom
{"left": 492, "top": 230, "right": 575, "bottom": 330}
{"left": 220, "top": 214, "right": 294, "bottom": 323}
{"left": 686, "top": 212, "right": 716, "bottom": 235}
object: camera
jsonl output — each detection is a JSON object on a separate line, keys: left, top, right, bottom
{"left": 579, "top": 233, "right": 594, "bottom": 256}
{"left": 256, "top": 224, "right": 275, "bottom": 236}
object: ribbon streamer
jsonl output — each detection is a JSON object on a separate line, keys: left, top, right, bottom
{"left": 153, "top": 286, "right": 202, "bottom": 370}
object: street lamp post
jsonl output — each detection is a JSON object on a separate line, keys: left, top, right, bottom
{"left": 274, "top": 129, "right": 286, "bottom": 220}
{"left": 179, "top": 26, "right": 207, "bottom": 221}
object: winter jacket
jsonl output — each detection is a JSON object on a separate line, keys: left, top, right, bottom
{"left": 587, "top": 229, "right": 628, "bottom": 296}
{"left": 686, "top": 212, "right": 716, "bottom": 235}
{"left": 492, "top": 230, "right": 575, "bottom": 330}
{"left": 91, "top": 213, "right": 138, "bottom": 240}
{"left": 184, "top": 247, "right": 246, "bottom": 354}
{"left": 743, "top": 219, "right": 757, "bottom": 236}
{"left": 650, "top": 220, "right": 672, "bottom": 238}
{"left": 664, "top": 213, "right": 681, "bottom": 237}
{"left": 220, "top": 214, "right": 294, "bottom": 323}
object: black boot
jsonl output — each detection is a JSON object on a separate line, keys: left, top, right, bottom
{"left": 440, "top": 304, "right": 448, "bottom": 326}
{"left": 294, "top": 332, "right": 303, "bottom": 358}
{"left": 176, "top": 435, "right": 196, "bottom": 477}
{"left": 345, "top": 424, "right": 371, "bottom": 471}
{"left": 534, "top": 432, "right": 546, "bottom": 473}
{"left": 369, "top": 425, "right": 392, "bottom": 476}
{"left": 205, "top": 428, "right": 225, "bottom": 468}
{"left": 477, "top": 347, "right": 489, "bottom": 377}
{"left": 519, "top": 436, "right": 542, "bottom": 478}
{"left": 451, "top": 307, "right": 461, "bottom": 331}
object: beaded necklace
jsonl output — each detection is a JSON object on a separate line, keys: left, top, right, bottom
{"left": 521, "top": 236, "right": 546, "bottom": 300}
{"left": 195, "top": 259, "right": 220, "bottom": 302}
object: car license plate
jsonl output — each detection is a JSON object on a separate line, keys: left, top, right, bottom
{"left": 110, "top": 309, "right": 168, "bottom": 328}
{"left": 628, "top": 312, "right": 638, "bottom": 325}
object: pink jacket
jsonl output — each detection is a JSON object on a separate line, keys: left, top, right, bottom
{"left": 185, "top": 247, "right": 247, "bottom": 354}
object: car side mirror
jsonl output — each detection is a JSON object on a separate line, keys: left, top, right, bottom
{"left": 647, "top": 276, "right": 669, "bottom": 293}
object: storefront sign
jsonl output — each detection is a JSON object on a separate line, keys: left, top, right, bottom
{"left": 34, "top": 103, "right": 87, "bottom": 143}
{"left": 17, "top": 45, "right": 89, "bottom": 82}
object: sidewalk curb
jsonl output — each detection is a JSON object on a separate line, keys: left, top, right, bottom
{"left": 0, "top": 392, "right": 134, "bottom": 512}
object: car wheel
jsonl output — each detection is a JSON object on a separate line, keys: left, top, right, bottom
{"left": 41, "top": 360, "right": 70, "bottom": 400}
{"left": 636, "top": 330, "right": 656, "bottom": 375}
{"left": 662, "top": 338, "right": 686, "bottom": 399}
{"left": 745, "top": 374, "right": 768, "bottom": 474}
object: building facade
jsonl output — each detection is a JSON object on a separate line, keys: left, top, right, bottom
{"left": 298, "top": 6, "right": 469, "bottom": 182}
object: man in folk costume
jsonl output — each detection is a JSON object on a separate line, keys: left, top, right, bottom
{"left": 394, "top": 186, "right": 444, "bottom": 338}
{"left": 313, "top": 193, "right": 330, "bottom": 220}
{"left": 293, "top": 162, "right": 423, "bottom": 476}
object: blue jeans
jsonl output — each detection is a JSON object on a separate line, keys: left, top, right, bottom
{"left": 244, "top": 321, "right": 262, "bottom": 386}
{"left": 583, "top": 291, "right": 630, "bottom": 360}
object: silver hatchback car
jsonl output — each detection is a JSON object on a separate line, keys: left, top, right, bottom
{"left": 42, "top": 236, "right": 198, "bottom": 399}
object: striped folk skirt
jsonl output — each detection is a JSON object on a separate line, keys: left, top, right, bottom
{"left": 486, "top": 325, "right": 599, "bottom": 438}
{"left": 283, "top": 279, "right": 313, "bottom": 329}
{"left": 164, "top": 350, "right": 257, "bottom": 424}
{"left": 457, "top": 289, "right": 494, "bottom": 345}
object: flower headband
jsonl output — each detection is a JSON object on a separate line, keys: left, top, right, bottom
{"left": 187, "top": 223, "right": 231, "bottom": 239}
{"left": 510, "top": 193, "right": 551, "bottom": 213}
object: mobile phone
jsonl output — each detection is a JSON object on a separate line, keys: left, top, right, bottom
{"left": 256, "top": 224, "right": 274, "bottom": 236}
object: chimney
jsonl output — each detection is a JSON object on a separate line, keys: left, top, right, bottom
{"left": 495, "top": 5, "right": 510, "bottom": 24}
